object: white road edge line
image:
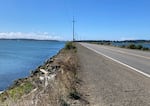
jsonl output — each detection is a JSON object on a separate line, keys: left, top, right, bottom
{"left": 81, "top": 44, "right": 150, "bottom": 78}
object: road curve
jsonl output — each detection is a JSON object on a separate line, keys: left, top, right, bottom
{"left": 80, "top": 43, "right": 150, "bottom": 77}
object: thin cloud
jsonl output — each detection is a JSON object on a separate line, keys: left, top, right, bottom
{"left": 0, "top": 32, "right": 63, "bottom": 40}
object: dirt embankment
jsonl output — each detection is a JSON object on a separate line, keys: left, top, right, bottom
{"left": 0, "top": 43, "right": 87, "bottom": 106}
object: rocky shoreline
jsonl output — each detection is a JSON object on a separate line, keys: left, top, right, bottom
{"left": 3, "top": 49, "right": 60, "bottom": 92}
{"left": 0, "top": 91, "right": 3, "bottom": 94}
{"left": 0, "top": 42, "right": 87, "bottom": 106}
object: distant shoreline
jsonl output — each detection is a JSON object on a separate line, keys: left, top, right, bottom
{"left": 0, "top": 38, "right": 61, "bottom": 41}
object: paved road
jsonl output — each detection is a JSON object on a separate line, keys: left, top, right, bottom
{"left": 80, "top": 43, "right": 150, "bottom": 77}
{"left": 77, "top": 43, "right": 150, "bottom": 106}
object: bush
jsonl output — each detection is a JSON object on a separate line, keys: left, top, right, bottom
{"left": 136, "top": 45, "right": 143, "bottom": 50}
{"left": 127, "top": 44, "right": 136, "bottom": 49}
{"left": 121, "top": 44, "right": 149, "bottom": 51}
{"left": 65, "top": 42, "right": 76, "bottom": 50}
{"left": 121, "top": 45, "right": 126, "bottom": 48}
{"left": 142, "top": 47, "right": 149, "bottom": 51}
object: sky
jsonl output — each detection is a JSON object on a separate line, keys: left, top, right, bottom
{"left": 0, "top": 0, "right": 150, "bottom": 40}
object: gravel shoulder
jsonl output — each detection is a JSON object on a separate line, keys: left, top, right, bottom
{"left": 76, "top": 43, "right": 150, "bottom": 106}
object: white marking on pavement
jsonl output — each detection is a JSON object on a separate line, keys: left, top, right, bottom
{"left": 81, "top": 43, "right": 150, "bottom": 78}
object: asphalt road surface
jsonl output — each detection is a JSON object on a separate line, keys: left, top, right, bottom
{"left": 77, "top": 43, "right": 150, "bottom": 106}
{"left": 80, "top": 43, "right": 150, "bottom": 77}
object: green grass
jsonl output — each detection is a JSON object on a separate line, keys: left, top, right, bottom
{"left": 65, "top": 42, "right": 76, "bottom": 50}
{"left": 0, "top": 81, "right": 34, "bottom": 102}
{"left": 124, "top": 44, "right": 149, "bottom": 51}
{"left": 9, "top": 81, "right": 33, "bottom": 100}
{"left": 126, "top": 44, "right": 137, "bottom": 49}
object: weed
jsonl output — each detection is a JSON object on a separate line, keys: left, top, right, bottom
{"left": 65, "top": 42, "right": 76, "bottom": 50}
{"left": 4, "top": 81, "right": 34, "bottom": 101}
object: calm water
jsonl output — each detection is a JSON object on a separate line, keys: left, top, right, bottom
{"left": 0, "top": 40, "right": 65, "bottom": 90}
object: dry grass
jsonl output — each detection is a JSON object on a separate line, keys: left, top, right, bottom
{"left": 0, "top": 44, "right": 82, "bottom": 106}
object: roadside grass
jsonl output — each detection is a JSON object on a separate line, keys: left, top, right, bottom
{"left": 90, "top": 41, "right": 149, "bottom": 51}
{"left": 65, "top": 42, "right": 76, "bottom": 50}
{"left": 0, "top": 81, "right": 34, "bottom": 102}
{"left": 89, "top": 42, "right": 111, "bottom": 45}
{"left": 121, "top": 44, "right": 149, "bottom": 51}
{"left": 87, "top": 41, "right": 150, "bottom": 51}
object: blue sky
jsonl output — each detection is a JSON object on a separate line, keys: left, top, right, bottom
{"left": 0, "top": 0, "right": 150, "bottom": 40}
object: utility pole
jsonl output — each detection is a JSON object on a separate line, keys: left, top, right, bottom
{"left": 72, "top": 16, "right": 75, "bottom": 41}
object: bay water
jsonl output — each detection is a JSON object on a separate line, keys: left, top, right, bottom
{"left": 0, "top": 40, "right": 65, "bottom": 90}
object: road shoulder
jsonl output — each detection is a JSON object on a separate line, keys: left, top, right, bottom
{"left": 77, "top": 43, "right": 150, "bottom": 106}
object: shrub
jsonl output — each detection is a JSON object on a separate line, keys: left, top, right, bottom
{"left": 121, "top": 45, "right": 126, "bottom": 48}
{"left": 127, "top": 44, "right": 136, "bottom": 49}
{"left": 136, "top": 45, "right": 143, "bottom": 50}
{"left": 65, "top": 42, "right": 76, "bottom": 50}
{"left": 105, "top": 42, "right": 111, "bottom": 45}
{"left": 121, "top": 44, "right": 149, "bottom": 51}
{"left": 142, "top": 47, "right": 149, "bottom": 51}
